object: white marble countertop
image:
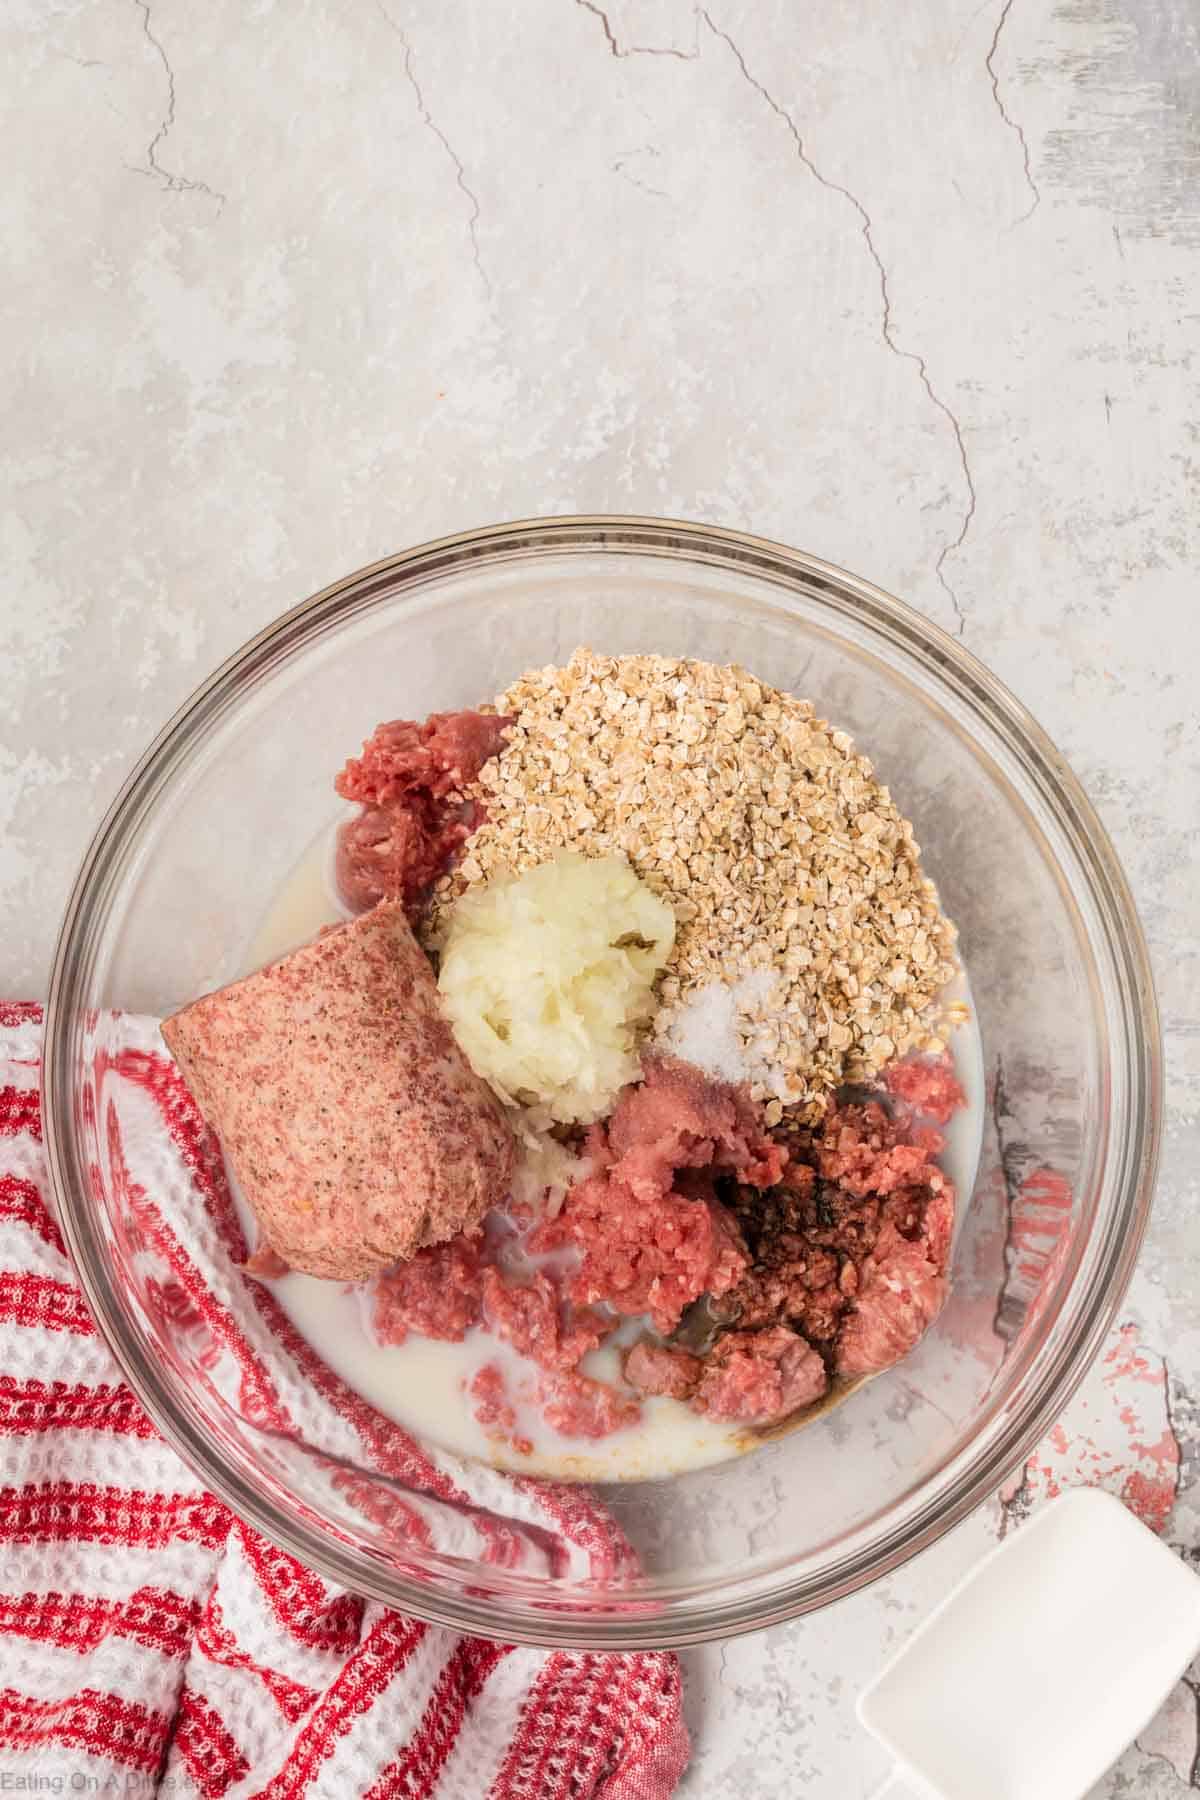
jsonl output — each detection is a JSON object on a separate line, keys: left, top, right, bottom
{"left": 4, "top": 0, "right": 1199, "bottom": 1792}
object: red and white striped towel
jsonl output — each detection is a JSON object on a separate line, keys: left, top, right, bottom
{"left": 0, "top": 1003, "right": 688, "bottom": 1799}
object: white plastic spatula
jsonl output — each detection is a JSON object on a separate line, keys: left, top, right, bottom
{"left": 858, "top": 1487, "right": 1200, "bottom": 1800}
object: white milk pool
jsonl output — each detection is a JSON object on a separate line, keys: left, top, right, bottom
{"left": 231, "top": 825, "right": 986, "bottom": 1482}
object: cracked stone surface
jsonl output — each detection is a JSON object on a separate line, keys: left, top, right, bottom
{"left": 2, "top": 0, "right": 1198, "bottom": 1792}
{"left": 986, "top": 0, "right": 1043, "bottom": 225}
{"left": 377, "top": 2, "right": 491, "bottom": 299}
{"left": 131, "top": 0, "right": 225, "bottom": 205}
{"left": 699, "top": 5, "right": 978, "bottom": 632}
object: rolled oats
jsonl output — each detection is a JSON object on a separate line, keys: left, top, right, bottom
{"left": 425, "top": 649, "right": 958, "bottom": 1117}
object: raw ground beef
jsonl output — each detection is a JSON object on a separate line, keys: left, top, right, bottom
{"left": 373, "top": 1235, "right": 484, "bottom": 1344}
{"left": 529, "top": 1059, "right": 781, "bottom": 1334}
{"left": 724, "top": 1086, "right": 956, "bottom": 1380}
{"left": 605, "top": 1059, "right": 786, "bottom": 1197}
{"left": 370, "top": 1054, "right": 961, "bottom": 1446}
{"left": 469, "top": 1363, "right": 533, "bottom": 1457}
{"left": 836, "top": 1225, "right": 946, "bottom": 1378}
{"left": 538, "top": 1371, "right": 641, "bottom": 1439}
{"left": 370, "top": 1232, "right": 643, "bottom": 1442}
{"left": 335, "top": 710, "right": 511, "bottom": 913}
{"left": 624, "top": 1057, "right": 963, "bottom": 1427}
{"left": 533, "top": 1176, "right": 747, "bottom": 1338}
{"left": 622, "top": 1341, "right": 702, "bottom": 1401}
{"left": 481, "top": 1268, "right": 614, "bottom": 1373}
{"left": 692, "top": 1327, "right": 828, "bottom": 1425}
{"left": 883, "top": 1053, "right": 966, "bottom": 1125}
{"left": 624, "top": 1326, "right": 826, "bottom": 1426}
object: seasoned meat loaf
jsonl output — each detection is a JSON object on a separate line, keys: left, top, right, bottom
{"left": 161, "top": 902, "right": 513, "bottom": 1280}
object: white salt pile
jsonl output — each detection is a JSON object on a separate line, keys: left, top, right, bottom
{"left": 657, "top": 967, "right": 780, "bottom": 1088}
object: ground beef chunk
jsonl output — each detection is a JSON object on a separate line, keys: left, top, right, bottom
{"left": 722, "top": 1227, "right": 846, "bottom": 1345}
{"left": 814, "top": 1105, "right": 943, "bottom": 1200}
{"left": 374, "top": 1241, "right": 638, "bottom": 1438}
{"left": 530, "top": 1060, "right": 782, "bottom": 1334}
{"left": 535, "top": 1176, "right": 747, "bottom": 1336}
{"left": 469, "top": 1363, "right": 532, "bottom": 1457}
{"left": 837, "top": 1226, "right": 946, "bottom": 1378}
{"left": 373, "top": 1234, "right": 484, "bottom": 1344}
{"left": 376, "top": 1061, "right": 961, "bottom": 1440}
{"left": 607, "top": 1058, "right": 786, "bottom": 1195}
{"left": 691, "top": 1326, "right": 828, "bottom": 1425}
{"left": 623, "top": 1341, "right": 703, "bottom": 1401}
{"left": 337, "top": 805, "right": 456, "bottom": 916}
{"left": 726, "top": 1094, "right": 957, "bottom": 1379}
{"left": 338, "top": 710, "right": 511, "bottom": 811}
{"left": 335, "top": 710, "right": 511, "bottom": 913}
{"left": 480, "top": 1268, "right": 613, "bottom": 1373}
{"left": 538, "top": 1372, "right": 641, "bottom": 1439}
{"left": 884, "top": 1053, "right": 966, "bottom": 1125}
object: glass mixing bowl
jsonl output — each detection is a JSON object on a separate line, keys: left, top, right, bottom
{"left": 43, "top": 517, "right": 1161, "bottom": 1647}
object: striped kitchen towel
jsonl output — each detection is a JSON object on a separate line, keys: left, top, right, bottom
{"left": 0, "top": 1004, "right": 688, "bottom": 1798}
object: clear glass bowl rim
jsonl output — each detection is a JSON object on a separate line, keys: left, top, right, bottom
{"left": 43, "top": 514, "right": 1162, "bottom": 1647}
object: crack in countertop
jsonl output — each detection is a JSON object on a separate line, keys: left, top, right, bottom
{"left": 985, "top": 0, "right": 1042, "bottom": 226}
{"left": 1188, "top": 1676, "right": 1200, "bottom": 1790}
{"left": 574, "top": 0, "right": 699, "bottom": 60}
{"left": 1140, "top": 1674, "right": 1200, "bottom": 1790}
{"left": 378, "top": 3, "right": 492, "bottom": 299}
{"left": 700, "top": 8, "right": 975, "bottom": 635}
{"left": 1162, "top": 1359, "right": 1186, "bottom": 1514}
{"left": 131, "top": 0, "right": 225, "bottom": 205}
{"left": 613, "top": 145, "right": 669, "bottom": 199}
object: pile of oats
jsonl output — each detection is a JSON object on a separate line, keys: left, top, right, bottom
{"left": 426, "top": 649, "right": 958, "bottom": 1120}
